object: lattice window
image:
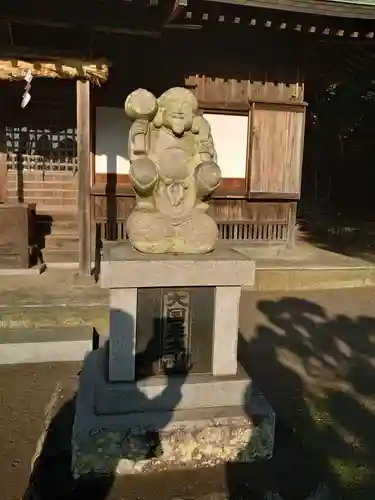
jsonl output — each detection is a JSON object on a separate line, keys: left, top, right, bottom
{"left": 6, "top": 125, "right": 77, "bottom": 172}
{"left": 4, "top": 83, "right": 77, "bottom": 172}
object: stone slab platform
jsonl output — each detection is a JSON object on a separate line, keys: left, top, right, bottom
{"left": 101, "top": 243, "right": 255, "bottom": 288}
{"left": 72, "top": 349, "right": 275, "bottom": 478}
{"left": 93, "top": 348, "right": 251, "bottom": 415}
{"left": 0, "top": 326, "right": 94, "bottom": 365}
{"left": 95, "top": 375, "right": 251, "bottom": 415}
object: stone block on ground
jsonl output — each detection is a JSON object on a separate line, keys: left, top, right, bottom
{"left": 72, "top": 349, "right": 275, "bottom": 478}
{"left": 0, "top": 326, "right": 95, "bottom": 365}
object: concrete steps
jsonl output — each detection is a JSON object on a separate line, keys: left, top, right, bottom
{"left": 6, "top": 170, "right": 77, "bottom": 182}
{"left": 6, "top": 180, "right": 78, "bottom": 191}
{"left": 6, "top": 171, "right": 80, "bottom": 262}
{"left": 43, "top": 249, "right": 79, "bottom": 263}
{"left": 7, "top": 197, "right": 78, "bottom": 207}
{"left": 45, "top": 234, "right": 78, "bottom": 251}
{"left": 35, "top": 209, "right": 79, "bottom": 263}
{"left": 6, "top": 170, "right": 78, "bottom": 208}
{"left": 7, "top": 188, "right": 78, "bottom": 199}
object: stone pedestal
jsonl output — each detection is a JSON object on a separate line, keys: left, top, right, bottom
{"left": 72, "top": 243, "right": 275, "bottom": 478}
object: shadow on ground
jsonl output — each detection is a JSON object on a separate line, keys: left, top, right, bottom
{"left": 22, "top": 396, "right": 115, "bottom": 500}
{"left": 232, "top": 293, "right": 375, "bottom": 500}
{"left": 23, "top": 308, "right": 190, "bottom": 500}
{"left": 297, "top": 211, "right": 375, "bottom": 264}
{"left": 22, "top": 294, "right": 375, "bottom": 499}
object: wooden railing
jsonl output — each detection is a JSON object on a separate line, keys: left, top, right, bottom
{"left": 94, "top": 219, "right": 289, "bottom": 245}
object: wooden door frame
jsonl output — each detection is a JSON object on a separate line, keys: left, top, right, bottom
{"left": 77, "top": 79, "right": 91, "bottom": 276}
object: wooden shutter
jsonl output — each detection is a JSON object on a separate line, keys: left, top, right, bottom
{"left": 246, "top": 102, "right": 306, "bottom": 199}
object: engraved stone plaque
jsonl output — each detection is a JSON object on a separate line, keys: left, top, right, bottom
{"left": 135, "top": 287, "right": 214, "bottom": 378}
{"left": 161, "top": 289, "right": 191, "bottom": 373}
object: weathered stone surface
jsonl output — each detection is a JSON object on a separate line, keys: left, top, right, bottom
{"left": 108, "top": 287, "right": 137, "bottom": 382}
{"left": 100, "top": 244, "right": 255, "bottom": 289}
{"left": 72, "top": 412, "right": 274, "bottom": 478}
{"left": 125, "top": 86, "right": 221, "bottom": 254}
{"left": 72, "top": 350, "right": 275, "bottom": 477}
{"left": 95, "top": 372, "right": 251, "bottom": 416}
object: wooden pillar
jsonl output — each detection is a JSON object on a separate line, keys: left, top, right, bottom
{"left": 287, "top": 202, "right": 297, "bottom": 247}
{"left": 76, "top": 80, "right": 91, "bottom": 276}
{"left": 0, "top": 119, "right": 6, "bottom": 203}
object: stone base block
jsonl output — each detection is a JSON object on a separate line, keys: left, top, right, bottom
{"left": 72, "top": 349, "right": 275, "bottom": 478}
{"left": 94, "top": 345, "right": 252, "bottom": 414}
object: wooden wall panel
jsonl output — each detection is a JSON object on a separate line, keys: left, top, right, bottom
{"left": 247, "top": 103, "right": 306, "bottom": 199}
{"left": 93, "top": 195, "right": 135, "bottom": 221}
{"left": 192, "top": 75, "right": 304, "bottom": 106}
{"left": 92, "top": 196, "right": 293, "bottom": 246}
{"left": 208, "top": 200, "right": 289, "bottom": 222}
{"left": 93, "top": 194, "right": 290, "bottom": 225}
{"left": 92, "top": 175, "right": 246, "bottom": 198}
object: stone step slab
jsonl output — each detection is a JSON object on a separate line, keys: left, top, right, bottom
{"left": 43, "top": 235, "right": 78, "bottom": 251}
{"left": 0, "top": 326, "right": 95, "bottom": 365}
{"left": 7, "top": 196, "right": 78, "bottom": 206}
{"left": 7, "top": 188, "right": 78, "bottom": 199}
{"left": 42, "top": 249, "right": 80, "bottom": 263}
{"left": 6, "top": 171, "right": 77, "bottom": 182}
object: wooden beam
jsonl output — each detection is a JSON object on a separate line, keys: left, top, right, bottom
{"left": 0, "top": 45, "right": 81, "bottom": 60}
{"left": 0, "top": 59, "right": 109, "bottom": 84}
{"left": 165, "top": 23, "right": 202, "bottom": 30}
{"left": 165, "top": 0, "right": 188, "bottom": 25}
{"left": 1, "top": 18, "right": 161, "bottom": 38}
{"left": 77, "top": 79, "right": 91, "bottom": 276}
{"left": 93, "top": 25, "right": 160, "bottom": 37}
{"left": 0, "top": 19, "right": 12, "bottom": 46}
{"left": 203, "top": 0, "right": 375, "bottom": 20}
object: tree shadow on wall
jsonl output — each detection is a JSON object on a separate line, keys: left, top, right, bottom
{"left": 228, "top": 294, "right": 375, "bottom": 499}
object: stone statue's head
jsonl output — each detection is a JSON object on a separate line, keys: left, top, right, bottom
{"left": 154, "top": 87, "right": 199, "bottom": 137}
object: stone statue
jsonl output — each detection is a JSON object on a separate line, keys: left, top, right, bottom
{"left": 124, "top": 87, "right": 221, "bottom": 254}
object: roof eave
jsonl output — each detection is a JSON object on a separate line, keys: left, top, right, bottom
{"left": 204, "top": 0, "right": 375, "bottom": 19}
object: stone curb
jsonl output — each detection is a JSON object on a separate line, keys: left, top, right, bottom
{"left": 0, "top": 326, "right": 96, "bottom": 365}
{"left": 254, "top": 267, "right": 375, "bottom": 291}
{"left": 0, "top": 305, "right": 109, "bottom": 331}
{"left": 0, "top": 266, "right": 373, "bottom": 335}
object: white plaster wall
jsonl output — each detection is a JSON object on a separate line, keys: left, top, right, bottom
{"left": 203, "top": 113, "right": 248, "bottom": 179}
{"left": 95, "top": 106, "right": 131, "bottom": 174}
{"left": 95, "top": 107, "right": 249, "bottom": 179}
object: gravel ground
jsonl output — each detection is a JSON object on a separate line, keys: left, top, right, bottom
{"left": 0, "top": 362, "right": 79, "bottom": 500}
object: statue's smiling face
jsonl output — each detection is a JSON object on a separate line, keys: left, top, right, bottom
{"left": 163, "top": 99, "right": 194, "bottom": 136}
